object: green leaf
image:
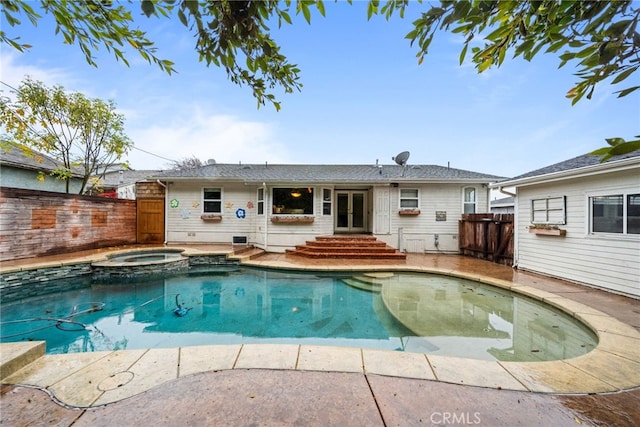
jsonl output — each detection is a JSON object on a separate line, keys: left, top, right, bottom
{"left": 185, "top": 0, "right": 199, "bottom": 16}
{"left": 546, "top": 38, "right": 567, "bottom": 54}
{"left": 367, "top": 1, "right": 378, "bottom": 20}
{"left": 459, "top": 43, "right": 468, "bottom": 65}
{"left": 177, "top": 9, "right": 188, "bottom": 27}
{"left": 605, "top": 137, "right": 625, "bottom": 147}
{"left": 280, "top": 10, "right": 292, "bottom": 25}
{"left": 405, "top": 28, "right": 419, "bottom": 40}
{"left": 316, "top": 0, "right": 326, "bottom": 17}
{"left": 609, "top": 140, "right": 640, "bottom": 155}
{"left": 141, "top": 1, "right": 154, "bottom": 18}
{"left": 478, "top": 58, "right": 492, "bottom": 72}
{"left": 301, "top": 3, "right": 311, "bottom": 24}
{"left": 605, "top": 20, "right": 632, "bottom": 37}
{"left": 615, "top": 85, "right": 640, "bottom": 98}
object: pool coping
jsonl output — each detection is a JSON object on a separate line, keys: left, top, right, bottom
{"left": 1, "top": 247, "right": 640, "bottom": 408}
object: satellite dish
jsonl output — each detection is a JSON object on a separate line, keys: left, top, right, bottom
{"left": 392, "top": 151, "right": 410, "bottom": 166}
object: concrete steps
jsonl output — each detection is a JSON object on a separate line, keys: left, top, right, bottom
{"left": 228, "top": 246, "right": 266, "bottom": 262}
{"left": 286, "top": 236, "right": 406, "bottom": 260}
{"left": 0, "top": 341, "right": 45, "bottom": 380}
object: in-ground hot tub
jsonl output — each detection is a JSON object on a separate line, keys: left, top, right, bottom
{"left": 92, "top": 249, "right": 189, "bottom": 279}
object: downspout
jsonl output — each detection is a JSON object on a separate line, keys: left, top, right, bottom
{"left": 263, "top": 183, "right": 269, "bottom": 251}
{"left": 156, "top": 180, "right": 168, "bottom": 245}
{"left": 498, "top": 186, "right": 516, "bottom": 197}
{"left": 497, "top": 186, "right": 517, "bottom": 268}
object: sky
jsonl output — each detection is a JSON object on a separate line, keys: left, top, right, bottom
{"left": 1, "top": 2, "right": 638, "bottom": 180}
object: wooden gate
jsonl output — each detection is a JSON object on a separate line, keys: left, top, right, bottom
{"left": 458, "top": 213, "right": 514, "bottom": 265}
{"left": 137, "top": 198, "right": 165, "bottom": 243}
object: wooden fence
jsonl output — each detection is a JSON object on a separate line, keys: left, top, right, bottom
{"left": 0, "top": 187, "right": 137, "bottom": 262}
{"left": 458, "top": 213, "right": 514, "bottom": 265}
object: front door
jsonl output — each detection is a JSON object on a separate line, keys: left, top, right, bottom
{"left": 335, "top": 191, "right": 366, "bottom": 233}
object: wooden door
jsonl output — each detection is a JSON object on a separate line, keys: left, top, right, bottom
{"left": 137, "top": 198, "right": 165, "bottom": 243}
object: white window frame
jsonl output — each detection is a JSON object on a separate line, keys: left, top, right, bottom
{"left": 530, "top": 196, "right": 566, "bottom": 225}
{"left": 202, "top": 187, "right": 223, "bottom": 214}
{"left": 462, "top": 187, "right": 477, "bottom": 214}
{"left": 257, "top": 187, "right": 264, "bottom": 216}
{"left": 587, "top": 189, "right": 640, "bottom": 236}
{"left": 399, "top": 188, "right": 419, "bottom": 210}
{"left": 322, "top": 188, "right": 332, "bottom": 216}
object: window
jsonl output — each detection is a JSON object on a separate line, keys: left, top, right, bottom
{"left": 257, "top": 188, "right": 264, "bottom": 215}
{"left": 272, "top": 187, "right": 314, "bottom": 214}
{"left": 531, "top": 196, "right": 566, "bottom": 225}
{"left": 590, "top": 193, "right": 639, "bottom": 235}
{"left": 322, "top": 188, "right": 332, "bottom": 215}
{"left": 629, "top": 194, "right": 640, "bottom": 234}
{"left": 463, "top": 187, "right": 476, "bottom": 214}
{"left": 203, "top": 188, "right": 222, "bottom": 213}
{"left": 400, "top": 189, "right": 419, "bottom": 209}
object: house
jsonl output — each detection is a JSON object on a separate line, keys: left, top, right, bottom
{"left": 153, "top": 162, "right": 504, "bottom": 253}
{"left": 89, "top": 169, "right": 163, "bottom": 199}
{"left": 0, "top": 143, "right": 84, "bottom": 193}
{"left": 492, "top": 150, "right": 639, "bottom": 298}
{"left": 490, "top": 196, "right": 515, "bottom": 213}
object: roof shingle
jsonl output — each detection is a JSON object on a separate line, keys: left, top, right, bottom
{"left": 153, "top": 163, "right": 505, "bottom": 183}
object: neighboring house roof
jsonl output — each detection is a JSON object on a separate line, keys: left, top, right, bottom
{"left": 490, "top": 196, "right": 514, "bottom": 207}
{"left": 154, "top": 163, "right": 505, "bottom": 184}
{"left": 0, "top": 143, "right": 84, "bottom": 178}
{"left": 99, "top": 170, "right": 163, "bottom": 187}
{"left": 493, "top": 149, "right": 640, "bottom": 188}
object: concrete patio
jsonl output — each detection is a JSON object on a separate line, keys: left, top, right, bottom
{"left": 1, "top": 246, "right": 639, "bottom": 425}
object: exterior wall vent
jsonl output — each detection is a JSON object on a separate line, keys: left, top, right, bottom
{"left": 233, "top": 236, "right": 248, "bottom": 244}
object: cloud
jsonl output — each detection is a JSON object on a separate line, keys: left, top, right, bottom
{"left": 126, "top": 108, "right": 290, "bottom": 169}
{"left": 0, "top": 52, "right": 78, "bottom": 93}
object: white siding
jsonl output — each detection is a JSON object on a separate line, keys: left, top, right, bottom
{"left": 265, "top": 185, "right": 334, "bottom": 252}
{"left": 166, "top": 182, "right": 334, "bottom": 252}
{"left": 165, "top": 181, "right": 492, "bottom": 254}
{"left": 166, "top": 181, "right": 257, "bottom": 245}
{"left": 377, "top": 184, "right": 489, "bottom": 253}
{"left": 516, "top": 169, "right": 640, "bottom": 297}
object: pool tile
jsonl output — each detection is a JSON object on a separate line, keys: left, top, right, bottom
{"left": 179, "top": 345, "right": 241, "bottom": 377}
{"left": 234, "top": 344, "right": 299, "bottom": 370}
{"left": 93, "top": 348, "right": 179, "bottom": 406}
{"left": 4, "top": 352, "right": 110, "bottom": 388}
{"left": 428, "top": 354, "right": 528, "bottom": 391}
{"left": 49, "top": 349, "right": 147, "bottom": 407}
{"left": 500, "top": 360, "right": 616, "bottom": 393}
{"left": 564, "top": 349, "right": 640, "bottom": 391}
{"left": 297, "top": 345, "right": 363, "bottom": 373}
{"left": 362, "top": 349, "right": 434, "bottom": 380}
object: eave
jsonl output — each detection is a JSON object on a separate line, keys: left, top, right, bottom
{"left": 490, "top": 156, "right": 639, "bottom": 189}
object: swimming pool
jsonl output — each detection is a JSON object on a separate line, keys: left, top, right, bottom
{"left": 0, "top": 268, "right": 597, "bottom": 361}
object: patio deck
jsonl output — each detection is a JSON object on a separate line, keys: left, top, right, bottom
{"left": 1, "top": 245, "right": 639, "bottom": 425}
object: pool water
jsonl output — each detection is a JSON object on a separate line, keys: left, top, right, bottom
{"left": 0, "top": 268, "right": 598, "bottom": 361}
{"left": 106, "top": 251, "right": 184, "bottom": 263}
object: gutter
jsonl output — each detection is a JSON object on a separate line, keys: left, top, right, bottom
{"left": 493, "top": 155, "right": 639, "bottom": 188}
{"left": 498, "top": 186, "right": 516, "bottom": 197}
